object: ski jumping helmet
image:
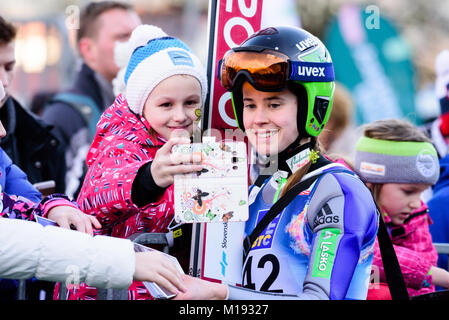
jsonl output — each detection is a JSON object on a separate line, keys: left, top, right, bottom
{"left": 218, "top": 26, "right": 335, "bottom": 137}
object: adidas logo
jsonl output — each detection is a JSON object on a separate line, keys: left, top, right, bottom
{"left": 313, "top": 203, "right": 339, "bottom": 228}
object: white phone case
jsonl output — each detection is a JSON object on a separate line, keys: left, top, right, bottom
{"left": 173, "top": 139, "right": 249, "bottom": 223}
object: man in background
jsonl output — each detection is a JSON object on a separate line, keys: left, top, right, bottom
{"left": 0, "top": 16, "right": 66, "bottom": 194}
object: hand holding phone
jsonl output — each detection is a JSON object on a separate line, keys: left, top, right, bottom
{"left": 172, "top": 138, "right": 249, "bottom": 223}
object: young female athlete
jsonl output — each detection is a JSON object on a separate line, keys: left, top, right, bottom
{"left": 176, "top": 26, "right": 379, "bottom": 300}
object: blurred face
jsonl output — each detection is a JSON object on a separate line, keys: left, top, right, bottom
{"left": 143, "top": 75, "right": 202, "bottom": 141}
{"left": 81, "top": 8, "right": 141, "bottom": 82}
{"left": 0, "top": 41, "right": 15, "bottom": 107}
{"left": 242, "top": 81, "right": 299, "bottom": 156}
{"left": 377, "top": 183, "right": 429, "bottom": 225}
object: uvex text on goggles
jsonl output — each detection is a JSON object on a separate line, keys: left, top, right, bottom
{"left": 217, "top": 48, "right": 335, "bottom": 92}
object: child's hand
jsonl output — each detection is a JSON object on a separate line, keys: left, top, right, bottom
{"left": 134, "top": 251, "right": 187, "bottom": 295}
{"left": 429, "top": 266, "right": 449, "bottom": 289}
{"left": 47, "top": 206, "right": 101, "bottom": 236}
{"left": 172, "top": 275, "right": 228, "bottom": 300}
{"left": 151, "top": 137, "right": 203, "bottom": 188}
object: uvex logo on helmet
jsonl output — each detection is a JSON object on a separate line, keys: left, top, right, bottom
{"left": 295, "top": 37, "right": 319, "bottom": 52}
{"left": 297, "top": 66, "right": 326, "bottom": 77}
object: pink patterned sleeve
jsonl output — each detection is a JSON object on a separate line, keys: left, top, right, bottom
{"left": 0, "top": 193, "right": 78, "bottom": 221}
{"left": 76, "top": 138, "right": 152, "bottom": 227}
{"left": 372, "top": 238, "right": 434, "bottom": 290}
{"left": 41, "top": 197, "right": 79, "bottom": 218}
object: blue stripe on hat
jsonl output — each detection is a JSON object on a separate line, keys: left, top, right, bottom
{"left": 124, "top": 37, "right": 191, "bottom": 84}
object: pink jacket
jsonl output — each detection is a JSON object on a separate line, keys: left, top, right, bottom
{"left": 64, "top": 94, "right": 175, "bottom": 300}
{"left": 77, "top": 94, "right": 174, "bottom": 239}
{"left": 372, "top": 202, "right": 438, "bottom": 297}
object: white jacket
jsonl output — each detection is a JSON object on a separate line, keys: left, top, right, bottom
{"left": 0, "top": 219, "right": 135, "bottom": 289}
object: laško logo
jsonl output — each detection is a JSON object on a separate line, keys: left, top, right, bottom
{"left": 312, "top": 228, "right": 340, "bottom": 279}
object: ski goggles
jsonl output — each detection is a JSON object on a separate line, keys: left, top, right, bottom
{"left": 217, "top": 48, "right": 335, "bottom": 91}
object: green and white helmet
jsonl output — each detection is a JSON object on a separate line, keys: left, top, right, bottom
{"left": 218, "top": 25, "right": 335, "bottom": 137}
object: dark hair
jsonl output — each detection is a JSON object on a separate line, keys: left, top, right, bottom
{"left": 0, "top": 16, "right": 17, "bottom": 44}
{"left": 77, "top": 1, "right": 133, "bottom": 44}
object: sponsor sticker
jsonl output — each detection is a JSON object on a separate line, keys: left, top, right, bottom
{"left": 312, "top": 228, "right": 340, "bottom": 279}
{"left": 295, "top": 37, "right": 319, "bottom": 52}
{"left": 360, "top": 161, "right": 385, "bottom": 176}
{"left": 251, "top": 209, "right": 281, "bottom": 250}
{"left": 290, "top": 61, "right": 334, "bottom": 82}
{"left": 313, "top": 204, "right": 339, "bottom": 229}
{"left": 167, "top": 50, "right": 193, "bottom": 67}
{"left": 286, "top": 148, "right": 311, "bottom": 173}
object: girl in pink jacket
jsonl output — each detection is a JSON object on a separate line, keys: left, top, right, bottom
{"left": 353, "top": 119, "right": 449, "bottom": 299}
{"left": 62, "top": 25, "right": 208, "bottom": 300}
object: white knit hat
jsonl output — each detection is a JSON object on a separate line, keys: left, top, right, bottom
{"left": 118, "top": 25, "right": 208, "bottom": 115}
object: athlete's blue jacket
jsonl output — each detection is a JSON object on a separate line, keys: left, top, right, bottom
{"left": 228, "top": 158, "right": 378, "bottom": 300}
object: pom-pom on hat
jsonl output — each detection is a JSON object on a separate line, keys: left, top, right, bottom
{"left": 122, "top": 25, "right": 207, "bottom": 115}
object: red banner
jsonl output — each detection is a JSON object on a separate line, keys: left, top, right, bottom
{"left": 189, "top": 0, "right": 264, "bottom": 281}
{"left": 203, "top": 0, "right": 263, "bottom": 135}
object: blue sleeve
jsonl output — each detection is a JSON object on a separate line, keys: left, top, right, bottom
{"left": 303, "top": 172, "right": 378, "bottom": 299}
{"left": 1, "top": 149, "right": 42, "bottom": 203}
{"left": 228, "top": 172, "right": 378, "bottom": 300}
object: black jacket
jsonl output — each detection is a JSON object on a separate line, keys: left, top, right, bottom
{"left": 0, "top": 97, "right": 66, "bottom": 193}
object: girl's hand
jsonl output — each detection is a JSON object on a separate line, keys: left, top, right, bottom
{"left": 151, "top": 137, "right": 203, "bottom": 188}
{"left": 429, "top": 266, "right": 449, "bottom": 289}
{"left": 173, "top": 275, "right": 228, "bottom": 300}
{"left": 47, "top": 206, "right": 101, "bottom": 236}
{"left": 134, "top": 251, "right": 187, "bottom": 295}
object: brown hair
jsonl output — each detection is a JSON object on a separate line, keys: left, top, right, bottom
{"left": 77, "top": 1, "right": 133, "bottom": 44}
{"left": 327, "top": 83, "right": 353, "bottom": 132}
{"left": 0, "top": 16, "right": 17, "bottom": 45}
{"left": 362, "top": 118, "right": 432, "bottom": 143}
